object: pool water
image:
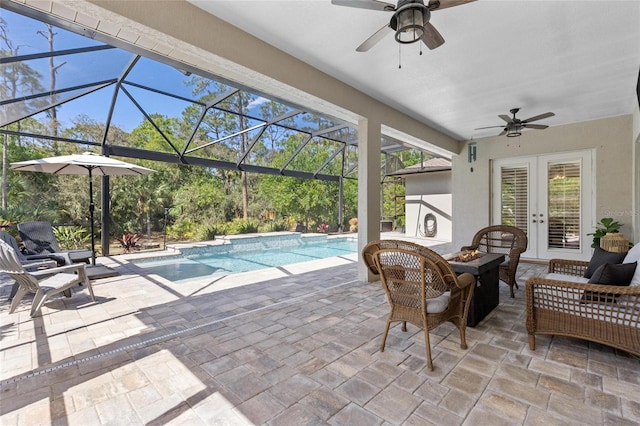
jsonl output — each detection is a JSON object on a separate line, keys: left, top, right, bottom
{"left": 132, "top": 235, "right": 357, "bottom": 282}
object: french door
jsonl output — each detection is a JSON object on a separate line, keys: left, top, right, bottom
{"left": 492, "top": 150, "right": 594, "bottom": 261}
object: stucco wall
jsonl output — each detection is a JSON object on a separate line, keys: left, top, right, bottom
{"left": 404, "top": 171, "right": 452, "bottom": 241}
{"left": 452, "top": 114, "right": 635, "bottom": 257}
{"left": 632, "top": 103, "right": 640, "bottom": 244}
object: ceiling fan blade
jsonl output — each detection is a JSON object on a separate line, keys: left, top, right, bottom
{"left": 522, "top": 112, "right": 555, "bottom": 123}
{"left": 498, "top": 129, "right": 507, "bottom": 136}
{"left": 475, "top": 125, "right": 505, "bottom": 130}
{"left": 331, "top": 0, "right": 396, "bottom": 12}
{"left": 498, "top": 114, "right": 513, "bottom": 124}
{"left": 421, "top": 22, "right": 445, "bottom": 50}
{"left": 430, "top": 0, "right": 476, "bottom": 11}
{"left": 356, "top": 24, "right": 392, "bottom": 52}
{"left": 523, "top": 124, "right": 549, "bottom": 130}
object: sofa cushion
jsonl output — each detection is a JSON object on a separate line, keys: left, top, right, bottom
{"left": 584, "top": 247, "right": 627, "bottom": 278}
{"left": 582, "top": 262, "right": 637, "bottom": 303}
{"left": 623, "top": 243, "right": 640, "bottom": 286}
{"left": 545, "top": 273, "right": 589, "bottom": 284}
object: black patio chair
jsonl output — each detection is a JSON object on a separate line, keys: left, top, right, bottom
{"left": 17, "top": 221, "right": 92, "bottom": 265}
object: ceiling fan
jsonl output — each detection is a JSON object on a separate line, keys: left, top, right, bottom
{"left": 475, "top": 108, "right": 556, "bottom": 137}
{"left": 331, "top": 0, "right": 476, "bottom": 52}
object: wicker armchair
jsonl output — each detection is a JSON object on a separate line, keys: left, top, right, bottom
{"left": 525, "top": 258, "right": 640, "bottom": 357}
{"left": 462, "top": 225, "right": 528, "bottom": 298}
{"left": 363, "top": 240, "right": 475, "bottom": 370}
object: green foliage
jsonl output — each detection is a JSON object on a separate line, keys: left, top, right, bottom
{"left": 588, "top": 217, "right": 623, "bottom": 248}
{"left": 167, "top": 221, "right": 196, "bottom": 240}
{"left": 196, "top": 223, "right": 224, "bottom": 241}
{"left": 270, "top": 220, "right": 288, "bottom": 232}
{"left": 227, "top": 218, "right": 259, "bottom": 235}
{"left": 0, "top": 205, "right": 55, "bottom": 223}
{"left": 52, "top": 226, "right": 90, "bottom": 250}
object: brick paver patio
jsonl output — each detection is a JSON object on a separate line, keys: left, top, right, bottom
{"left": 1, "top": 239, "right": 639, "bottom": 425}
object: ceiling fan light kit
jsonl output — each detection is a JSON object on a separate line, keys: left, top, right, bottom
{"left": 506, "top": 125, "right": 522, "bottom": 138}
{"left": 391, "top": 2, "right": 430, "bottom": 44}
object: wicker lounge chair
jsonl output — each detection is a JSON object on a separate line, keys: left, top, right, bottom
{"left": 17, "top": 221, "right": 92, "bottom": 265}
{"left": 364, "top": 240, "right": 475, "bottom": 370}
{"left": 1, "top": 240, "right": 94, "bottom": 317}
{"left": 461, "top": 224, "right": 528, "bottom": 298}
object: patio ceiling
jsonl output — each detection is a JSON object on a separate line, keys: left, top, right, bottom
{"left": 191, "top": 0, "right": 640, "bottom": 141}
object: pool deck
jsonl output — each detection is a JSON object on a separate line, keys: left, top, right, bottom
{"left": 1, "top": 234, "right": 639, "bottom": 425}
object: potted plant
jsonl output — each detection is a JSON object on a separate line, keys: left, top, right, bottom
{"left": 588, "top": 217, "right": 623, "bottom": 249}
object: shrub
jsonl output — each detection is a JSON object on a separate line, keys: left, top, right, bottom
{"left": 227, "top": 218, "right": 259, "bottom": 235}
{"left": 271, "top": 220, "right": 288, "bottom": 232}
{"left": 53, "top": 226, "right": 91, "bottom": 250}
{"left": 197, "top": 223, "right": 224, "bottom": 241}
{"left": 167, "top": 220, "right": 196, "bottom": 240}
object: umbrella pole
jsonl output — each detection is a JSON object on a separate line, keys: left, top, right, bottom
{"left": 89, "top": 168, "right": 96, "bottom": 266}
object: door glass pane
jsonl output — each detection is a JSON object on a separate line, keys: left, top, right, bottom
{"left": 547, "top": 161, "right": 581, "bottom": 249}
{"left": 500, "top": 166, "right": 529, "bottom": 234}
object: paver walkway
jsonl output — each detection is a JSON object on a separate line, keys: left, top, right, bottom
{"left": 1, "top": 241, "right": 639, "bottom": 425}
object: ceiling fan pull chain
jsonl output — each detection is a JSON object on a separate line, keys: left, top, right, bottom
{"left": 398, "top": 44, "right": 402, "bottom": 69}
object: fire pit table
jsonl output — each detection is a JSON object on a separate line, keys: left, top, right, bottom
{"left": 444, "top": 251, "right": 505, "bottom": 327}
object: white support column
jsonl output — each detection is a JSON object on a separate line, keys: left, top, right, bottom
{"left": 357, "top": 117, "right": 381, "bottom": 282}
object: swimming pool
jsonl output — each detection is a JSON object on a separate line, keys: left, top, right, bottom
{"left": 131, "top": 233, "right": 357, "bottom": 282}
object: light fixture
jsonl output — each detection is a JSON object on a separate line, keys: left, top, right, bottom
{"left": 390, "top": 0, "right": 430, "bottom": 45}
{"left": 506, "top": 124, "right": 522, "bottom": 138}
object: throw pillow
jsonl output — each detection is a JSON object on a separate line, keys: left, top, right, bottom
{"left": 623, "top": 242, "right": 640, "bottom": 264}
{"left": 581, "top": 262, "right": 637, "bottom": 303}
{"left": 584, "top": 247, "right": 627, "bottom": 278}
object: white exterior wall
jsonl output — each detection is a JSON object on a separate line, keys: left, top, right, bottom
{"left": 404, "top": 170, "right": 452, "bottom": 241}
{"left": 452, "top": 115, "right": 636, "bottom": 257}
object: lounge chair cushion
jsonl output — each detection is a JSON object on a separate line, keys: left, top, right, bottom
{"left": 584, "top": 247, "right": 626, "bottom": 278}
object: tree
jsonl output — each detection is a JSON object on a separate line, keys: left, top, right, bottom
{"left": 37, "top": 24, "right": 66, "bottom": 154}
{"left": 0, "top": 17, "right": 45, "bottom": 210}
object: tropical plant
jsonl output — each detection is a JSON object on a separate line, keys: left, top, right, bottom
{"left": 588, "top": 217, "right": 623, "bottom": 248}
{"left": 117, "top": 233, "right": 143, "bottom": 253}
{"left": 197, "top": 224, "right": 223, "bottom": 241}
{"left": 167, "top": 220, "right": 196, "bottom": 240}
{"left": 270, "top": 220, "right": 288, "bottom": 232}
{"left": 227, "top": 218, "right": 259, "bottom": 234}
{"left": 53, "top": 225, "right": 90, "bottom": 250}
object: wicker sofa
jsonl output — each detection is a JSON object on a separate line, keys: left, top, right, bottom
{"left": 525, "top": 247, "right": 640, "bottom": 357}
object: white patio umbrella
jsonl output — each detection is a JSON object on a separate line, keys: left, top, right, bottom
{"left": 11, "top": 152, "right": 155, "bottom": 265}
